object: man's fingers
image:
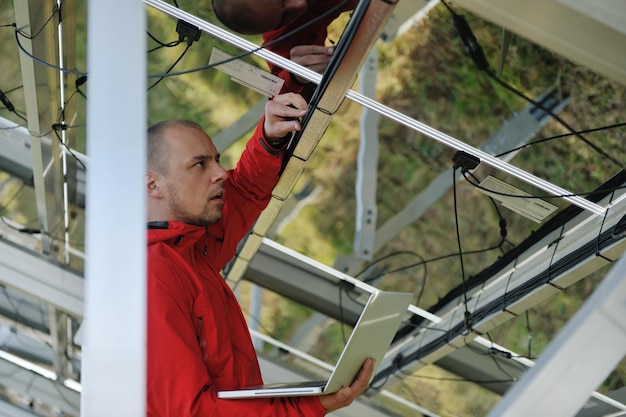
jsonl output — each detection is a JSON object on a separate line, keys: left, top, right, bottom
{"left": 270, "top": 92, "right": 308, "bottom": 114}
{"left": 291, "top": 44, "right": 334, "bottom": 58}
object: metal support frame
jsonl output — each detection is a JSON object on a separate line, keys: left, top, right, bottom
{"left": 0, "top": 238, "right": 83, "bottom": 318}
{"left": 353, "top": 48, "right": 380, "bottom": 261}
{"left": 81, "top": 0, "right": 146, "bottom": 416}
{"left": 0, "top": 355, "right": 80, "bottom": 416}
{"left": 212, "top": 98, "right": 266, "bottom": 152}
{"left": 486, "top": 253, "right": 626, "bottom": 417}
{"left": 14, "top": 0, "right": 65, "bottom": 257}
{"left": 373, "top": 187, "right": 626, "bottom": 414}
{"left": 224, "top": 0, "right": 400, "bottom": 283}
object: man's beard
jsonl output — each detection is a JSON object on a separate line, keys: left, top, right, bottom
{"left": 167, "top": 183, "right": 222, "bottom": 226}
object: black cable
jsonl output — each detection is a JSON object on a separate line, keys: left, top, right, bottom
{"left": 52, "top": 127, "right": 87, "bottom": 171}
{"left": 467, "top": 171, "right": 509, "bottom": 254}
{"left": 10, "top": 0, "right": 351, "bottom": 87}
{"left": 147, "top": 30, "right": 181, "bottom": 53}
{"left": 1, "top": 183, "right": 85, "bottom": 247}
{"left": 75, "top": 75, "right": 88, "bottom": 100}
{"left": 3, "top": 85, "right": 23, "bottom": 94}
{"left": 495, "top": 122, "right": 626, "bottom": 159}
{"left": 147, "top": 0, "right": 352, "bottom": 78}
{"left": 147, "top": 43, "right": 191, "bottom": 91}
{"left": 452, "top": 167, "right": 473, "bottom": 332}
{"left": 441, "top": 0, "right": 624, "bottom": 170}
{"left": 14, "top": 27, "right": 86, "bottom": 76}
{"left": 362, "top": 239, "right": 509, "bottom": 284}
{"left": 485, "top": 72, "right": 624, "bottom": 169}
{"left": 14, "top": 2, "right": 61, "bottom": 40}
{"left": 0, "top": 88, "right": 28, "bottom": 123}
{"left": 356, "top": 251, "right": 428, "bottom": 306}
{"left": 483, "top": 334, "right": 518, "bottom": 380}
{"left": 0, "top": 183, "right": 26, "bottom": 219}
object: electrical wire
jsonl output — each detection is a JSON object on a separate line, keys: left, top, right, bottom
{"left": 14, "top": 27, "right": 87, "bottom": 76}
{"left": 146, "top": 0, "right": 353, "bottom": 78}
{"left": 361, "top": 239, "right": 509, "bottom": 285}
{"left": 0, "top": 87, "right": 28, "bottom": 123}
{"left": 452, "top": 167, "right": 472, "bottom": 332}
{"left": 355, "top": 251, "right": 429, "bottom": 306}
{"left": 53, "top": 128, "right": 87, "bottom": 171}
{"left": 147, "top": 43, "right": 191, "bottom": 91}
{"left": 147, "top": 31, "right": 181, "bottom": 53}
{"left": 485, "top": 71, "right": 625, "bottom": 170}
{"left": 2, "top": 85, "right": 23, "bottom": 94}
{"left": 467, "top": 171, "right": 511, "bottom": 253}
{"left": 14, "top": 2, "right": 61, "bottom": 40}
{"left": 0, "top": 182, "right": 26, "bottom": 220}
{"left": 9, "top": 0, "right": 352, "bottom": 88}
{"left": 440, "top": 0, "right": 625, "bottom": 171}
{"left": 495, "top": 121, "right": 626, "bottom": 159}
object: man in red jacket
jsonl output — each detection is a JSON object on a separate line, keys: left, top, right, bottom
{"left": 212, "top": 0, "right": 357, "bottom": 99}
{"left": 146, "top": 92, "right": 374, "bottom": 416}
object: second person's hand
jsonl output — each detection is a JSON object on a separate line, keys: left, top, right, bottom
{"left": 290, "top": 45, "right": 335, "bottom": 84}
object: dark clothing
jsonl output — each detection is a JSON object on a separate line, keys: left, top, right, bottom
{"left": 262, "top": 0, "right": 358, "bottom": 100}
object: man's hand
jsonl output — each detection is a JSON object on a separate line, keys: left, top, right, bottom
{"left": 263, "top": 92, "right": 308, "bottom": 142}
{"left": 319, "top": 357, "right": 375, "bottom": 414}
{"left": 290, "top": 45, "right": 335, "bottom": 84}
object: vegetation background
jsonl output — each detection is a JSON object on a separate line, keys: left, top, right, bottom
{"left": 0, "top": 1, "right": 625, "bottom": 416}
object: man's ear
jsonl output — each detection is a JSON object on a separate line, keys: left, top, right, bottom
{"left": 146, "top": 171, "right": 163, "bottom": 197}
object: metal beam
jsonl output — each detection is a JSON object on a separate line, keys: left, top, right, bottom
{"left": 212, "top": 98, "right": 266, "bottom": 152}
{"left": 486, "top": 253, "right": 626, "bottom": 417}
{"left": 353, "top": 48, "right": 380, "bottom": 261}
{"left": 374, "top": 187, "right": 626, "bottom": 405}
{"left": 227, "top": 0, "right": 400, "bottom": 283}
{"left": 14, "top": 0, "right": 65, "bottom": 256}
{"left": 0, "top": 355, "right": 80, "bottom": 416}
{"left": 0, "top": 116, "right": 87, "bottom": 208}
{"left": 81, "top": 0, "right": 147, "bottom": 416}
{"left": 0, "top": 239, "right": 83, "bottom": 318}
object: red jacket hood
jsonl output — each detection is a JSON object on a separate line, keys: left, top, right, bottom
{"left": 147, "top": 221, "right": 206, "bottom": 247}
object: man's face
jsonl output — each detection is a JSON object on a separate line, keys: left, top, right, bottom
{"left": 240, "top": 0, "right": 314, "bottom": 34}
{"left": 159, "top": 126, "right": 228, "bottom": 226}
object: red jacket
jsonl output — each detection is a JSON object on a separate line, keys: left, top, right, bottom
{"left": 147, "top": 120, "right": 325, "bottom": 416}
{"left": 262, "top": 0, "right": 358, "bottom": 100}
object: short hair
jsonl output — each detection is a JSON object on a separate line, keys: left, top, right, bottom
{"left": 212, "top": 0, "right": 262, "bottom": 35}
{"left": 147, "top": 120, "right": 203, "bottom": 174}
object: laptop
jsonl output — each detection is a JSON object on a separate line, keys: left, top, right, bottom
{"left": 218, "top": 290, "right": 413, "bottom": 399}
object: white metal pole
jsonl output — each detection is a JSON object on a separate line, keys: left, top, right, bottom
{"left": 82, "top": 0, "right": 147, "bottom": 416}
